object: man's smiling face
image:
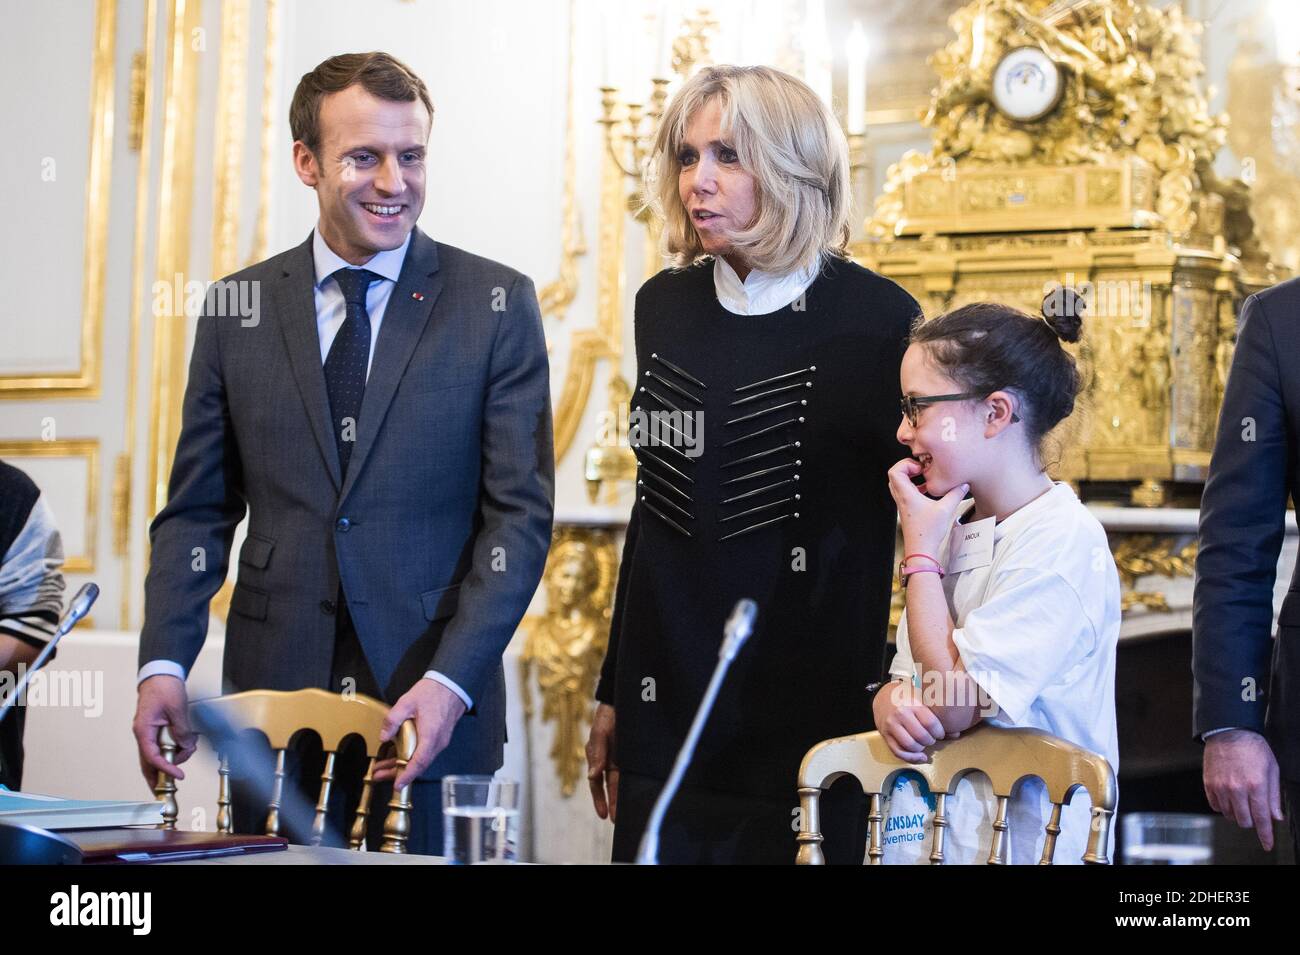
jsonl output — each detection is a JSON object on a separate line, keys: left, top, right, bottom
{"left": 293, "top": 84, "right": 430, "bottom": 264}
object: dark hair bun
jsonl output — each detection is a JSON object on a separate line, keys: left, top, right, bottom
{"left": 1040, "top": 286, "right": 1084, "bottom": 344}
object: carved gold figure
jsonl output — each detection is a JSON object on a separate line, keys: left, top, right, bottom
{"left": 520, "top": 529, "right": 618, "bottom": 796}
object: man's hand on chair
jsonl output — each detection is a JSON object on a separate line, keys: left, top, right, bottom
{"left": 375, "top": 678, "right": 467, "bottom": 789}
{"left": 132, "top": 674, "right": 197, "bottom": 786}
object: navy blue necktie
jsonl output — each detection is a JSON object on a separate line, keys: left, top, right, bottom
{"left": 324, "top": 267, "right": 381, "bottom": 476}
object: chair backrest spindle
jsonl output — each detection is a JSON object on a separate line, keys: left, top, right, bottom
{"left": 795, "top": 725, "right": 1116, "bottom": 865}
{"left": 154, "top": 689, "right": 418, "bottom": 854}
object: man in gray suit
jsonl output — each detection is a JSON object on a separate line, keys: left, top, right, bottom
{"left": 131, "top": 52, "right": 553, "bottom": 854}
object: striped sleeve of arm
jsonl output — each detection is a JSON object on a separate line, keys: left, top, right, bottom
{"left": 0, "top": 494, "right": 66, "bottom": 648}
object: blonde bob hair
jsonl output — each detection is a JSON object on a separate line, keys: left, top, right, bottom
{"left": 645, "top": 64, "right": 851, "bottom": 275}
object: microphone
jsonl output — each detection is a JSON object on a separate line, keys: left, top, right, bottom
{"left": 635, "top": 598, "right": 756, "bottom": 865}
{"left": 720, "top": 598, "right": 757, "bottom": 660}
{"left": 0, "top": 584, "right": 99, "bottom": 862}
{"left": 0, "top": 583, "right": 98, "bottom": 724}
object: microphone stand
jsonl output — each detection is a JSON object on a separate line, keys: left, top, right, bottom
{"left": 635, "top": 599, "right": 756, "bottom": 865}
{"left": 0, "top": 583, "right": 100, "bottom": 723}
{"left": 0, "top": 583, "right": 99, "bottom": 864}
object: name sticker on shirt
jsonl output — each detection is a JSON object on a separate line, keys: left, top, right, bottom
{"left": 946, "top": 515, "right": 995, "bottom": 575}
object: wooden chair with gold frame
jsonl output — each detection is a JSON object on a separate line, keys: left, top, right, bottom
{"left": 152, "top": 688, "right": 419, "bottom": 854}
{"left": 795, "top": 724, "right": 1116, "bottom": 865}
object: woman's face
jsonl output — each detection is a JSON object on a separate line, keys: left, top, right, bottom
{"left": 677, "top": 98, "right": 757, "bottom": 260}
{"left": 896, "top": 343, "right": 987, "bottom": 497}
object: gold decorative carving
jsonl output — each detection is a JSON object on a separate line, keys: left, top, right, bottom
{"left": 542, "top": 0, "right": 592, "bottom": 468}
{"left": 1129, "top": 478, "right": 1167, "bottom": 508}
{"left": 856, "top": 0, "right": 1287, "bottom": 489}
{"left": 669, "top": 7, "right": 719, "bottom": 79}
{"left": 519, "top": 527, "right": 618, "bottom": 797}
{"left": 573, "top": 13, "right": 708, "bottom": 498}
{"left": 898, "top": 158, "right": 1158, "bottom": 234}
{"left": 870, "top": 0, "right": 1240, "bottom": 241}
{"left": 550, "top": 82, "right": 637, "bottom": 469}
{"left": 1111, "top": 533, "right": 1197, "bottom": 614}
{"left": 0, "top": 0, "right": 115, "bottom": 397}
{"left": 128, "top": 49, "right": 146, "bottom": 152}
{"left": 584, "top": 375, "right": 636, "bottom": 504}
{"left": 856, "top": 226, "right": 1259, "bottom": 483}
{"left": 111, "top": 452, "right": 130, "bottom": 557}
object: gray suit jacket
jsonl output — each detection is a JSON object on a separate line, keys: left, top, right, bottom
{"left": 140, "top": 228, "right": 554, "bottom": 777}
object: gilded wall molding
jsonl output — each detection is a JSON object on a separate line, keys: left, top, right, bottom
{"left": 247, "top": 0, "right": 280, "bottom": 266}
{"left": 146, "top": 0, "right": 203, "bottom": 520}
{"left": 118, "top": 0, "right": 161, "bottom": 627}
{"left": 0, "top": 0, "right": 116, "bottom": 398}
{"left": 537, "top": 0, "right": 584, "bottom": 327}
{"left": 211, "top": 0, "right": 249, "bottom": 280}
{"left": 0, "top": 439, "right": 101, "bottom": 574}
{"left": 549, "top": 87, "right": 627, "bottom": 463}
{"left": 543, "top": 0, "right": 595, "bottom": 464}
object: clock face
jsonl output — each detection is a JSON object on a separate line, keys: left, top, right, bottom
{"left": 991, "top": 47, "right": 1063, "bottom": 122}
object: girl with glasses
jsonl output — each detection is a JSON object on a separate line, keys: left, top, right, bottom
{"left": 877, "top": 289, "right": 1122, "bottom": 863}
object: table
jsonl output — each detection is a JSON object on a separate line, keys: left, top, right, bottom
{"left": 171, "top": 843, "right": 448, "bottom": 864}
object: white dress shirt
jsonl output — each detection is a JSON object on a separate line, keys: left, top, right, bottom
{"left": 311, "top": 226, "right": 408, "bottom": 374}
{"left": 712, "top": 254, "right": 819, "bottom": 315}
{"left": 138, "top": 227, "right": 473, "bottom": 709}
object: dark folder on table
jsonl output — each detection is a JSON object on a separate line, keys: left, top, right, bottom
{"left": 67, "top": 827, "right": 289, "bottom": 864}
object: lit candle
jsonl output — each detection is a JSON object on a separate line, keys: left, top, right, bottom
{"left": 804, "top": 0, "right": 833, "bottom": 108}
{"left": 846, "top": 21, "right": 868, "bottom": 134}
{"left": 601, "top": 3, "right": 614, "bottom": 88}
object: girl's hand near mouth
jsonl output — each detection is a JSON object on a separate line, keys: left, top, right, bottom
{"left": 887, "top": 457, "right": 969, "bottom": 556}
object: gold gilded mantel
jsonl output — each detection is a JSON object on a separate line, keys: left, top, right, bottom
{"left": 856, "top": 0, "right": 1286, "bottom": 490}
{"left": 853, "top": 227, "right": 1265, "bottom": 485}
{"left": 898, "top": 157, "right": 1159, "bottom": 236}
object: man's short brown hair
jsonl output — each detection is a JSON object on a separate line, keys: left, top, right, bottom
{"left": 290, "top": 51, "right": 434, "bottom": 155}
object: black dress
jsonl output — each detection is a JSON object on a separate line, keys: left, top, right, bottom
{"left": 595, "top": 256, "right": 920, "bottom": 864}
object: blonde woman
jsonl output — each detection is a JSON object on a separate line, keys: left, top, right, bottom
{"left": 586, "top": 65, "right": 922, "bottom": 864}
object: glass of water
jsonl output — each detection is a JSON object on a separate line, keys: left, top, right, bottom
{"left": 1122, "top": 812, "right": 1214, "bottom": 865}
{"left": 442, "top": 775, "right": 519, "bottom": 864}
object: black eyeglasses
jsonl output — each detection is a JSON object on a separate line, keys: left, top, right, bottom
{"left": 900, "top": 392, "right": 1021, "bottom": 427}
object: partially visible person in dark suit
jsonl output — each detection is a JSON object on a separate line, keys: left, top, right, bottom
{"left": 0, "top": 461, "right": 66, "bottom": 790}
{"left": 131, "top": 52, "right": 553, "bottom": 854}
{"left": 1194, "top": 278, "right": 1300, "bottom": 859}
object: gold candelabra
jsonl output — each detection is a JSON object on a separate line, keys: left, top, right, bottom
{"left": 584, "top": 11, "right": 717, "bottom": 503}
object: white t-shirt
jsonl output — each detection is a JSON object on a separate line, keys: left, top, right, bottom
{"left": 881, "top": 481, "right": 1120, "bottom": 865}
